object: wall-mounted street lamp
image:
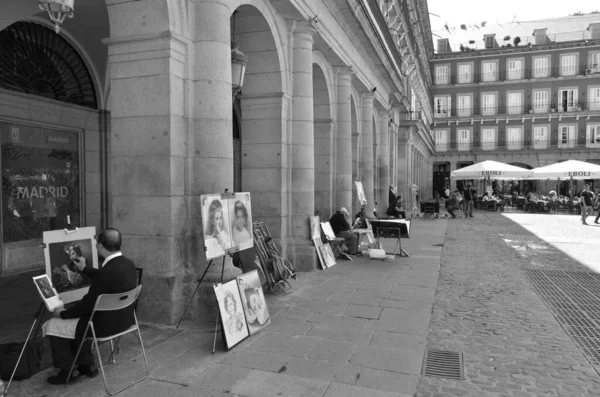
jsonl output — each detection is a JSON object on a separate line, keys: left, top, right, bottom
{"left": 231, "top": 11, "right": 248, "bottom": 99}
{"left": 38, "top": 0, "right": 74, "bottom": 34}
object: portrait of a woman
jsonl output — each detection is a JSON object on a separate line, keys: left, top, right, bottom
{"left": 231, "top": 200, "right": 252, "bottom": 248}
{"left": 203, "top": 196, "right": 232, "bottom": 259}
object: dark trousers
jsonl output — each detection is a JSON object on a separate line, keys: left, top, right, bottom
{"left": 49, "top": 336, "right": 94, "bottom": 371}
{"left": 446, "top": 205, "right": 458, "bottom": 218}
{"left": 337, "top": 230, "right": 358, "bottom": 255}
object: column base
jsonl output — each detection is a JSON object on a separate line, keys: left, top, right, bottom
{"left": 285, "top": 240, "right": 318, "bottom": 272}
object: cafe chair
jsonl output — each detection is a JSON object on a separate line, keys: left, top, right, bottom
{"left": 66, "top": 285, "right": 149, "bottom": 396}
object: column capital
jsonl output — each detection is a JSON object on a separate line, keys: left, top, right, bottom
{"left": 361, "top": 93, "right": 375, "bottom": 106}
{"left": 288, "top": 19, "right": 317, "bottom": 38}
{"left": 335, "top": 66, "right": 354, "bottom": 78}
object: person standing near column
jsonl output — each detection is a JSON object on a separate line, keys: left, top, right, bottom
{"left": 580, "top": 184, "right": 594, "bottom": 225}
{"left": 463, "top": 182, "right": 476, "bottom": 218}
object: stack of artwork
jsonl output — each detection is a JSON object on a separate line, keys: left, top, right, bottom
{"left": 309, "top": 216, "right": 336, "bottom": 269}
{"left": 213, "top": 270, "right": 271, "bottom": 349}
{"left": 201, "top": 192, "right": 254, "bottom": 260}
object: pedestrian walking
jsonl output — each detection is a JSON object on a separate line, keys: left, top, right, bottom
{"left": 580, "top": 184, "right": 594, "bottom": 225}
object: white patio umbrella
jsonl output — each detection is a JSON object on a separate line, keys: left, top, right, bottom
{"left": 450, "top": 160, "right": 533, "bottom": 180}
{"left": 530, "top": 160, "right": 600, "bottom": 179}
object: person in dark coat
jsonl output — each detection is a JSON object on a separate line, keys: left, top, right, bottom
{"left": 46, "top": 228, "right": 138, "bottom": 384}
{"left": 329, "top": 207, "right": 358, "bottom": 255}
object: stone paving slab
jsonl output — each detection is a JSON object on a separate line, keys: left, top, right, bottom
{"left": 349, "top": 344, "right": 424, "bottom": 374}
{"left": 230, "top": 370, "right": 330, "bottom": 397}
{"left": 343, "top": 303, "right": 382, "bottom": 319}
{"left": 307, "top": 339, "right": 356, "bottom": 364}
{"left": 281, "top": 357, "right": 360, "bottom": 384}
{"left": 306, "top": 322, "right": 374, "bottom": 343}
{"left": 323, "top": 382, "right": 412, "bottom": 397}
{"left": 246, "top": 331, "right": 320, "bottom": 358}
{"left": 219, "top": 349, "right": 289, "bottom": 372}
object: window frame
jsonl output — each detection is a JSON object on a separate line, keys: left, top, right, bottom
{"left": 435, "top": 129, "right": 449, "bottom": 152}
{"left": 506, "top": 90, "right": 524, "bottom": 115}
{"left": 457, "top": 128, "right": 472, "bottom": 151}
{"left": 457, "top": 62, "right": 474, "bottom": 84}
{"left": 532, "top": 88, "right": 550, "bottom": 114}
{"left": 435, "top": 64, "right": 450, "bottom": 85}
{"left": 588, "top": 85, "right": 600, "bottom": 111}
{"left": 506, "top": 126, "right": 523, "bottom": 150}
{"left": 558, "top": 86, "right": 579, "bottom": 112}
{"left": 532, "top": 124, "right": 549, "bottom": 150}
{"left": 532, "top": 55, "right": 550, "bottom": 78}
{"left": 434, "top": 95, "right": 451, "bottom": 118}
{"left": 481, "top": 127, "right": 497, "bottom": 151}
{"left": 589, "top": 52, "right": 600, "bottom": 73}
{"left": 506, "top": 57, "right": 525, "bottom": 80}
{"left": 481, "top": 91, "right": 498, "bottom": 116}
{"left": 558, "top": 124, "right": 576, "bottom": 148}
{"left": 481, "top": 60, "right": 498, "bottom": 82}
{"left": 587, "top": 124, "right": 600, "bottom": 148}
{"left": 560, "top": 53, "right": 578, "bottom": 77}
{"left": 456, "top": 93, "right": 473, "bottom": 117}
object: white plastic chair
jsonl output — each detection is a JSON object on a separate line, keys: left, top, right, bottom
{"left": 66, "top": 285, "right": 149, "bottom": 395}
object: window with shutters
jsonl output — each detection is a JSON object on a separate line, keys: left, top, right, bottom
{"left": 458, "top": 63, "right": 473, "bottom": 83}
{"left": 533, "top": 126, "right": 548, "bottom": 149}
{"left": 507, "top": 58, "right": 523, "bottom": 80}
{"left": 434, "top": 96, "right": 451, "bottom": 118}
{"left": 560, "top": 54, "right": 577, "bottom": 76}
{"left": 435, "top": 129, "right": 449, "bottom": 152}
{"left": 532, "top": 89, "right": 550, "bottom": 113}
{"left": 589, "top": 53, "right": 600, "bottom": 72}
{"left": 481, "top": 128, "right": 496, "bottom": 150}
{"left": 481, "top": 61, "right": 497, "bottom": 82}
{"left": 558, "top": 88, "right": 578, "bottom": 111}
{"left": 481, "top": 93, "right": 497, "bottom": 115}
{"left": 587, "top": 124, "right": 600, "bottom": 148}
{"left": 533, "top": 56, "right": 550, "bottom": 78}
{"left": 457, "top": 129, "right": 471, "bottom": 151}
{"left": 457, "top": 94, "right": 472, "bottom": 117}
{"left": 589, "top": 86, "right": 600, "bottom": 110}
{"left": 558, "top": 125, "right": 576, "bottom": 148}
{"left": 507, "top": 92, "right": 523, "bottom": 115}
{"left": 507, "top": 127, "right": 522, "bottom": 150}
{"left": 435, "top": 65, "right": 449, "bottom": 85}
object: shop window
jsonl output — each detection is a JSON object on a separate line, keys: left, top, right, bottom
{"left": 2, "top": 123, "right": 80, "bottom": 243}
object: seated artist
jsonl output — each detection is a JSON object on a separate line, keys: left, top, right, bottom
{"left": 353, "top": 203, "right": 368, "bottom": 229}
{"left": 445, "top": 193, "right": 459, "bottom": 219}
{"left": 44, "top": 228, "right": 138, "bottom": 384}
{"left": 329, "top": 207, "right": 358, "bottom": 255}
{"left": 386, "top": 197, "right": 406, "bottom": 219}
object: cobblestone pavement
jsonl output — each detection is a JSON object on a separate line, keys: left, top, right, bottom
{"left": 416, "top": 210, "right": 600, "bottom": 397}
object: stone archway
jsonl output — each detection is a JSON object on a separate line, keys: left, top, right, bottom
{"left": 312, "top": 52, "right": 334, "bottom": 220}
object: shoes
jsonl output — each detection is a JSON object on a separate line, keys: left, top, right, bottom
{"left": 77, "top": 365, "right": 98, "bottom": 378}
{"left": 47, "top": 370, "right": 79, "bottom": 385}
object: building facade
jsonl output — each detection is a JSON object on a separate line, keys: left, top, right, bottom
{"left": 0, "top": 0, "right": 434, "bottom": 324}
{"left": 431, "top": 15, "right": 600, "bottom": 196}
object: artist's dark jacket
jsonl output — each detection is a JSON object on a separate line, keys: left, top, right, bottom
{"left": 329, "top": 212, "right": 350, "bottom": 235}
{"left": 61, "top": 255, "right": 137, "bottom": 339}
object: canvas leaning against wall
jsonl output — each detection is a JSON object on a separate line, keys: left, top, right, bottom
{"left": 214, "top": 280, "right": 249, "bottom": 349}
{"left": 237, "top": 270, "right": 270, "bottom": 335}
{"left": 43, "top": 226, "right": 99, "bottom": 304}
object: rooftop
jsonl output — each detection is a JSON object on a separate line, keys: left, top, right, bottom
{"left": 432, "top": 13, "right": 600, "bottom": 53}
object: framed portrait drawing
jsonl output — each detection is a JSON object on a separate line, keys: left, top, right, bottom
{"left": 237, "top": 270, "right": 270, "bottom": 335}
{"left": 228, "top": 193, "right": 253, "bottom": 251}
{"left": 214, "top": 280, "right": 249, "bottom": 349}
{"left": 201, "top": 194, "right": 233, "bottom": 260}
{"left": 43, "top": 227, "right": 99, "bottom": 304}
{"left": 355, "top": 181, "right": 367, "bottom": 205}
{"left": 313, "top": 237, "right": 326, "bottom": 270}
{"left": 309, "top": 216, "right": 321, "bottom": 240}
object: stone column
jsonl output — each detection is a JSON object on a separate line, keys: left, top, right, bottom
{"left": 360, "top": 94, "right": 375, "bottom": 215}
{"left": 105, "top": 3, "right": 191, "bottom": 324}
{"left": 335, "top": 67, "right": 354, "bottom": 214}
{"left": 190, "top": 0, "right": 241, "bottom": 320}
{"left": 288, "top": 21, "right": 317, "bottom": 271}
{"left": 314, "top": 120, "right": 334, "bottom": 219}
{"left": 378, "top": 111, "right": 390, "bottom": 206}
{"left": 396, "top": 127, "right": 409, "bottom": 205}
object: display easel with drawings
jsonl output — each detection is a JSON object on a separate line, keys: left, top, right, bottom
{"left": 370, "top": 219, "right": 411, "bottom": 257}
{"left": 176, "top": 190, "right": 256, "bottom": 353}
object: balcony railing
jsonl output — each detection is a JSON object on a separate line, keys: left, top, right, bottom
{"left": 434, "top": 65, "right": 599, "bottom": 85}
{"left": 435, "top": 138, "right": 598, "bottom": 153}
{"left": 433, "top": 101, "right": 600, "bottom": 118}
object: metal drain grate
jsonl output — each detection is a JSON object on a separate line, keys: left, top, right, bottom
{"left": 522, "top": 269, "right": 600, "bottom": 369}
{"left": 422, "top": 349, "right": 464, "bottom": 380}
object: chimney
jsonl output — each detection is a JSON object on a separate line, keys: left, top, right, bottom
{"left": 483, "top": 34, "right": 496, "bottom": 49}
{"left": 589, "top": 23, "right": 600, "bottom": 40}
{"left": 437, "top": 38, "right": 451, "bottom": 53}
{"left": 533, "top": 28, "right": 548, "bottom": 45}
